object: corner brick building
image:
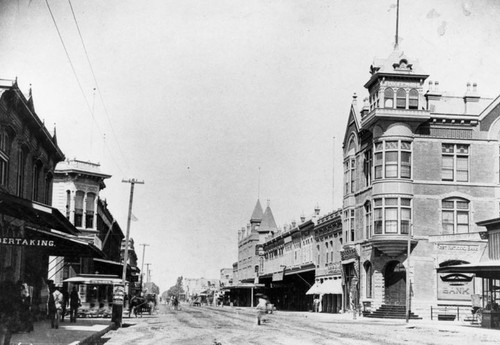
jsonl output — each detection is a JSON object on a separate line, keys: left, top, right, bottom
{"left": 342, "top": 46, "right": 499, "bottom": 318}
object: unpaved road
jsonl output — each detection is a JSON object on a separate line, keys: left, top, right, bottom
{"left": 99, "top": 304, "right": 500, "bottom": 345}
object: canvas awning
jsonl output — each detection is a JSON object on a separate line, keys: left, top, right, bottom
{"left": 316, "top": 279, "right": 343, "bottom": 295}
{"left": 17, "top": 227, "right": 103, "bottom": 258}
{"left": 305, "top": 281, "right": 321, "bottom": 295}
{"left": 64, "top": 274, "right": 123, "bottom": 285}
{"left": 0, "top": 191, "right": 78, "bottom": 235}
{"left": 437, "top": 261, "right": 500, "bottom": 280}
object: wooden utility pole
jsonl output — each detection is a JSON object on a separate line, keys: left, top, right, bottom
{"left": 139, "top": 243, "right": 149, "bottom": 288}
{"left": 121, "top": 178, "right": 144, "bottom": 284}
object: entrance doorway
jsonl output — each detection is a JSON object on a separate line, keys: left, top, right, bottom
{"left": 384, "top": 260, "right": 406, "bottom": 305}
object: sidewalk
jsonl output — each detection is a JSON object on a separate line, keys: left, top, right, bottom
{"left": 10, "top": 317, "right": 115, "bottom": 345}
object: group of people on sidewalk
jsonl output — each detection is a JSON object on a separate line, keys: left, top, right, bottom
{"left": 0, "top": 276, "right": 81, "bottom": 345}
{"left": 47, "top": 283, "right": 81, "bottom": 329}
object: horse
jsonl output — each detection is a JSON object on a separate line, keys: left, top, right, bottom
{"left": 128, "top": 296, "right": 150, "bottom": 317}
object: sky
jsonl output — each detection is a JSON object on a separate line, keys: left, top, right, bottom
{"left": 1, "top": 0, "right": 500, "bottom": 292}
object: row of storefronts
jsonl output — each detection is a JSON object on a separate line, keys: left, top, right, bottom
{"left": 232, "top": 43, "right": 500, "bottom": 321}
{"left": 0, "top": 79, "right": 140, "bottom": 321}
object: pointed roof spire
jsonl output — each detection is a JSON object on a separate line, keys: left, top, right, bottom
{"left": 52, "top": 123, "right": 58, "bottom": 144}
{"left": 259, "top": 201, "right": 277, "bottom": 233}
{"left": 395, "top": 0, "right": 400, "bottom": 49}
{"left": 250, "top": 199, "right": 264, "bottom": 223}
{"left": 27, "top": 83, "right": 35, "bottom": 111}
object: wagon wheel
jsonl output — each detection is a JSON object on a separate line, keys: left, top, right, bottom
{"left": 476, "top": 308, "right": 483, "bottom": 324}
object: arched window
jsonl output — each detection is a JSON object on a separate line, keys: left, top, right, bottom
{"left": 16, "top": 146, "right": 28, "bottom": 197}
{"left": 409, "top": 89, "right": 419, "bottom": 109}
{"left": 442, "top": 198, "right": 470, "bottom": 234}
{"left": 44, "top": 172, "right": 53, "bottom": 204}
{"left": 0, "top": 129, "right": 11, "bottom": 187}
{"left": 364, "top": 261, "right": 373, "bottom": 298}
{"left": 396, "top": 88, "right": 406, "bottom": 109}
{"left": 384, "top": 88, "right": 394, "bottom": 108}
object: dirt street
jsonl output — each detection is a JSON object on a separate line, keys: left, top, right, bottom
{"left": 99, "top": 304, "right": 500, "bottom": 345}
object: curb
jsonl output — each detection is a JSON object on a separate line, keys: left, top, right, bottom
{"left": 74, "top": 322, "right": 116, "bottom": 345}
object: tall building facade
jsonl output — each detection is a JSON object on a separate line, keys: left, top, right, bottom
{"left": 51, "top": 159, "right": 131, "bottom": 286}
{"left": 342, "top": 46, "right": 498, "bottom": 317}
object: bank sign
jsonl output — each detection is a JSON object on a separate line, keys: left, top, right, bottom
{"left": 0, "top": 237, "right": 55, "bottom": 247}
{"left": 437, "top": 273, "right": 474, "bottom": 301}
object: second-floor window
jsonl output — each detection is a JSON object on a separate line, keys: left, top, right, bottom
{"left": 365, "top": 202, "right": 372, "bottom": 239}
{"left": 364, "top": 150, "right": 372, "bottom": 187}
{"left": 74, "top": 191, "right": 84, "bottom": 227}
{"left": 374, "top": 197, "right": 412, "bottom": 235}
{"left": 374, "top": 140, "right": 412, "bottom": 180}
{"left": 344, "top": 158, "right": 356, "bottom": 194}
{"left": 442, "top": 144, "right": 469, "bottom": 182}
{"left": 442, "top": 198, "right": 470, "bottom": 234}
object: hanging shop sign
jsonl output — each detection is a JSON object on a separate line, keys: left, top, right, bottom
{"left": 0, "top": 237, "right": 55, "bottom": 247}
{"left": 341, "top": 246, "right": 359, "bottom": 261}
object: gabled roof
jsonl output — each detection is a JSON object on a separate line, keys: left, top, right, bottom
{"left": 342, "top": 97, "right": 361, "bottom": 150}
{"left": 259, "top": 205, "right": 277, "bottom": 233}
{"left": 250, "top": 199, "right": 264, "bottom": 223}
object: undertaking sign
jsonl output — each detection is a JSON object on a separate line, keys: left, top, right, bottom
{"left": 0, "top": 237, "right": 55, "bottom": 247}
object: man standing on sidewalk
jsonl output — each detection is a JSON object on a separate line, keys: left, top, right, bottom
{"left": 47, "top": 283, "right": 63, "bottom": 329}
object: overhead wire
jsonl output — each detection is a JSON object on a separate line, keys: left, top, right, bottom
{"left": 44, "top": 0, "right": 126, "bottom": 176}
{"left": 67, "top": 0, "right": 130, "bottom": 171}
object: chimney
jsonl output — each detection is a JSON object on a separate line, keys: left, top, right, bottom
{"left": 300, "top": 214, "right": 306, "bottom": 223}
{"left": 314, "top": 204, "right": 320, "bottom": 216}
{"left": 464, "top": 82, "right": 480, "bottom": 115}
{"left": 291, "top": 220, "right": 296, "bottom": 228}
{"left": 361, "top": 97, "right": 370, "bottom": 118}
{"left": 425, "top": 80, "right": 442, "bottom": 111}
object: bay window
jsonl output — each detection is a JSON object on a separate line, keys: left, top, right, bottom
{"left": 373, "top": 197, "right": 412, "bottom": 235}
{"left": 374, "top": 140, "right": 412, "bottom": 180}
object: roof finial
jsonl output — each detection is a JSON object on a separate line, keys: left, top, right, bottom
{"left": 258, "top": 166, "right": 261, "bottom": 199}
{"left": 395, "top": 0, "right": 400, "bottom": 48}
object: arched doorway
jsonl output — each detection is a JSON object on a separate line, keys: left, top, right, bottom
{"left": 384, "top": 260, "right": 406, "bottom": 305}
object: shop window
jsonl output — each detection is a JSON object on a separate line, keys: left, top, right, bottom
{"left": 384, "top": 88, "right": 394, "bottom": 108}
{"left": 442, "top": 144, "right": 469, "bottom": 182}
{"left": 442, "top": 198, "right": 470, "bottom": 234}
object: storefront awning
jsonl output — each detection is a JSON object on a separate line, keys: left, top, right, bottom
{"left": 0, "top": 192, "right": 78, "bottom": 235}
{"left": 23, "top": 227, "right": 103, "bottom": 258}
{"left": 437, "top": 261, "right": 500, "bottom": 280}
{"left": 64, "top": 274, "right": 123, "bottom": 285}
{"left": 305, "top": 281, "right": 321, "bottom": 295}
{"left": 316, "top": 279, "right": 343, "bottom": 295}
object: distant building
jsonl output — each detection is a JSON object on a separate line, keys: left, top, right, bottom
{"left": 184, "top": 277, "right": 220, "bottom": 298}
{"left": 219, "top": 268, "right": 233, "bottom": 287}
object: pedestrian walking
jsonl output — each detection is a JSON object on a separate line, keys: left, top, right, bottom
{"left": 60, "top": 288, "right": 69, "bottom": 323}
{"left": 19, "top": 282, "right": 33, "bottom": 333}
{"left": 69, "top": 287, "right": 81, "bottom": 323}
{"left": 255, "top": 294, "right": 269, "bottom": 325}
{"left": 47, "top": 283, "right": 63, "bottom": 329}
